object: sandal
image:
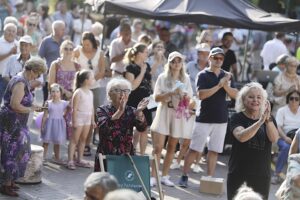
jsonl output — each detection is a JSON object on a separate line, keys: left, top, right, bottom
{"left": 0, "top": 185, "right": 19, "bottom": 197}
{"left": 76, "top": 160, "right": 93, "bottom": 168}
{"left": 83, "top": 146, "right": 92, "bottom": 156}
{"left": 11, "top": 183, "right": 20, "bottom": 190}
{"left": 51, "top": 157, "right": 66, "bottom": 165}
{"left": 66, "top": 161, "right": 76, "bottom": 170}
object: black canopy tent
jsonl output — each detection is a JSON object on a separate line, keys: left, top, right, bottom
{"left": 88, "top": 0, "right": 300, "bottom": 81}
{"left": 93, "top": 0, "right": 300, "bottom": 32}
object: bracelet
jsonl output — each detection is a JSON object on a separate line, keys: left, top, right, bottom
{"left": 265, "top": 117, "right": 272, "bottom": 123}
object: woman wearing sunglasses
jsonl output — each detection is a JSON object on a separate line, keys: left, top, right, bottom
{"left": 272, "top": 90, "right": 300, "bottom": 185}
{"left": 74, "top": 31, "right": 106, "bottom": 156}
{"left": 48, "top": 40, "right": 80, "bottom": 139}
{"left": 25, "top": 13, "right": 42, "bottom": 55}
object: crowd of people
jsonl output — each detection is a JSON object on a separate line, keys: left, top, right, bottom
{"left": 0, "top": 0, "right": 300, "bottom": 199}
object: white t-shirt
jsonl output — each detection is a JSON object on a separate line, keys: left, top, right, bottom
{"left": 260, "top": 38, "right": 289, "bottom": 70}
{"left": 109, "top": 37, "right": 135, "bottom": 73}
{"left": 0, "top": 37, "right": 18, "bottom": 75}
{"left": 276, "top": 105, "right": 300, "bottom": 134}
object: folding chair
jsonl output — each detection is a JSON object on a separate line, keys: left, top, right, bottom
{"left": 98, "top": 153, "right": 164, "bottom": 200}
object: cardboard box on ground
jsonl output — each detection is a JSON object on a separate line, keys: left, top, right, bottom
{"left": 199, "top": 176, "right": 224, "bottom": 195}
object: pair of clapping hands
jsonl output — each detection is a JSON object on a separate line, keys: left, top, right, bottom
{"left": 218, "top": 73, "right": 232, "bottom": 88}
{"left": 118, "top": 94, "right": 149, "bottom": 114}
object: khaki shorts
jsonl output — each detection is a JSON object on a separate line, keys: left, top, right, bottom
{"left": 189, "top": 122, "right": 227, "bottom": 153}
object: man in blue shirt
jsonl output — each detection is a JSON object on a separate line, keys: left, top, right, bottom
{"left": 38, "top": 20, "right": 65, "bottom": 102}
{"left": 179, "top": 47, "right": 238, "bottom": 187}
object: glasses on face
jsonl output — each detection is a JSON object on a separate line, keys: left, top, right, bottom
{"left": 170, "top": 60, "right": 182, "bottom": 64}
{"left": 289, "top": 96, "right": 299, "bottom": 102}
{"left": 212, "top": 56, "right": 224, "bottom": 61}
{"left": 27, "top": 22, "right": 37, "bottom": 27}
{"left": 64, "top": 47, "right": 74, "bottom": 51}
{"left": 111, "top": 88, "right": 131, "bottom": 94}
{"left": 155, "top": 45, "right": 164, "bottom": 49}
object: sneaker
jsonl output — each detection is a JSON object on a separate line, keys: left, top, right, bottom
{"left": 178, "top": 175, "right": 188, "bottom": 188}
{"left": 192, "top": 164, "right": 203, "bottom": 173}
{"left": 271, "top": 174, "right": 282, "bottom": 185}
{"left": 150, "top": 177, "right": 157, "bottom": 187}
{"left": 161, "top": 176, "right": 175, "bottom": 187}
{"left": 170, "top": 161, "right": 180, "bottom": 169}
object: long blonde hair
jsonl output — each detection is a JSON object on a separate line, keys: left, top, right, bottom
{"left": 164, "top": 58, "right": 186, "bottom": 88}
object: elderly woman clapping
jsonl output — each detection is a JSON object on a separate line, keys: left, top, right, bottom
{"left": 94, "top": 78, "right": 148, "bottom": 171}
{"left": 227, "top": 82, "right": 279, "bottom": 200}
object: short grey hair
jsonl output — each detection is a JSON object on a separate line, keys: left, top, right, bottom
{"left": 103, "top": 189, "right": 139, "bottom": 200}
{"left": 286, "top": 56, "right": 299, "bottom": 67}
{"left": 233, "top": 183, "right": 263, "bottom": 200}
{"left": 24, "top": 56, "right": 47, "bottom": 75}
{"left": 3, "top": 16, "right": 19, "bottom": 26}
{"left": 52, "top": 20, "right": 65, "bottom": 33}
{"left": 235, "top": 82, "right": 267, "bottom": 113}
{"left": 106, "top": 78, "right": 132, "bottom": 102}
{"left": 84, "top": 172, "right": 118, "bottom": 194}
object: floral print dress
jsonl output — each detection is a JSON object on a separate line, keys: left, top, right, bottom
{"left": 94, "top": 104, "right": 147, "bottom": 171}
{"left": 0, "top": 75, "right": 33, "bottom": 182}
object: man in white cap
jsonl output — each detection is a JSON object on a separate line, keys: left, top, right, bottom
{"left": 3, "top": 35, "right": 43, "bottom": 89}
{"left": 186, "top": 43, "right": 210, "bottom": 95}
{"left": 179, "top": 47, "right": 238, "bottom": 188}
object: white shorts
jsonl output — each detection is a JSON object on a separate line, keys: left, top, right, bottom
{"left": 189, "top": 122, "right": 227, "bottom": 153}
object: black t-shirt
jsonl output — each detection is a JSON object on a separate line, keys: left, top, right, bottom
{"left": 228, "top": 112, "right": 276, "bottom": 177}
{"left": 125, "top": 63, "right": 152, "bottom": 107}
{"left": 219, "top": 47, "right": 237, "bottom": 72}
{"left": 196, "top": 69, "right": 234, "bottom": 123}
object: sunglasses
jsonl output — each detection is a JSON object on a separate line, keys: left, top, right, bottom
{"left": 170, "top": 60, "right": 182, "bottom": 64}
{"left": 111, "top": 88, "right": 131, "bottom": 94}
{"left": 155, "top": 45, "right": 164, "bottom": 49}
{"left": 27, "top": 22, "right": 37, "bottom": 27}
{"left": 64, "top": 47, "right": 73, "bottom": 51}
{"left": 289, "top": 96, "right": 299, "bottom": 101}
{"left": 88, "top": 60, "right": 93, "bottom": 70}
{"left": 212, "top": 56, "right": 224, "bottom": 61}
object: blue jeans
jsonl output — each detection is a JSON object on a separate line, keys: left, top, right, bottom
{"left": 0, "top": 76, "right": 8, "bottom": 104}
{"left": 275, "top": 138, "right": 290, "bottom": 174}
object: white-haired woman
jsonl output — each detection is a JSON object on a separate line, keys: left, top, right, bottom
{"left": 94, "top": 78, "right": 148, "bottom": 171}
{"left": 150, "top": 51, "right": 194, "bottom": 187}
{"left": 84, "top": 172, "right": 118, "bottom": 200}
{"left": 227, "top": 82, "right": 278, "bottom": 200}
{"left": 272, "top": 56, "right": 300, "bottom": 116}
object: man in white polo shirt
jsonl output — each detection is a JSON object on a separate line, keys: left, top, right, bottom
{"left": 0, "top": 23, "right": 18, "bottom": 104}
{"left": 3, "top": 35, "right": 43, "bottom": 89}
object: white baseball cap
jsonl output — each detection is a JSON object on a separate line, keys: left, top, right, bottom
{"left": 168, "top": 51, "right": 185, "bottom": 63}
{"left": 19, "top": 35, "right": 33, "bottom": 45}
{"left": 196, "top": 43, "right": 211, "bottom": 52}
